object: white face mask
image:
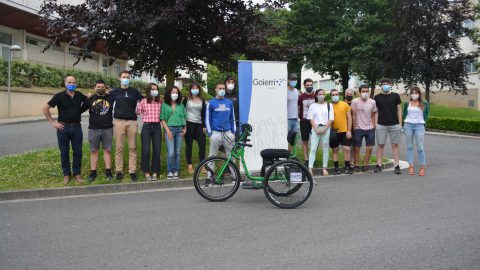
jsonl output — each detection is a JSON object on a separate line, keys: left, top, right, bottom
{"left": 317, "top": 95, "right": 325, "bottom": 101}
{"left": 226, "top": 83, "right": 235, "bottom": 91}
{"left": 151, "top": 90, "right": 158, "bottom": 97}
{"left": 171, "top": 93, "right": 178, "bottom": 101}
{"left": 411, "top": 94, "right": 419, "bottom": 100}
{"left": 361, "top": 92, "right": 369, "bottom": 99}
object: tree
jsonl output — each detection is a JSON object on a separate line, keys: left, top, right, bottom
{"left": 39, "top": 0, "right": 264, "bottom": 88}
{"left": 388, "top": 0, "right": 476, "bottom": 102}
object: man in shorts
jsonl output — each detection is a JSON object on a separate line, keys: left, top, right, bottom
{"left": 351, "top": 85, "right": 376, "bottom": 172}
{"left": 84, "top": 80, "right": 114, "bottom": 182}
{"left": 329, "top": 89, "right": 353, "bottom": 174}
{"left": 297, "top": 78, "right": 316, "bottom": 166}
{"left": 374, "top": 78, "right": 402, "bottom": 174}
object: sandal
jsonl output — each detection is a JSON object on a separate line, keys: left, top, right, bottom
{"left": 408, "top": 166, "right": 414, "bottom": 175}
{"left": 419, "top": 167, "right": 425, "bottom": 177}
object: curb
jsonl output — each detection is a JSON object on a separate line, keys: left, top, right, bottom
{"left": 425, "top": 130, "right": 480, "bottom": 139}
{"left": 0, "top": 160, "right": 394, "bottom": 201}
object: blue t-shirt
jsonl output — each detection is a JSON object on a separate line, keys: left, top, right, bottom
{"left": 205, "top": 97, "right": 236, "bottom": 135}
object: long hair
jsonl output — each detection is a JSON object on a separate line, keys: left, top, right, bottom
{"left": 409, "top": 86, "right": 424, "bottom": 110}
{"left": 164, "top": 86, "right": 182, "bottom": 106}
{"left": 188, "top": 82, "right": 204, "bottom": 101}
{"left": 145, "top": 83, "right": 160, "bottom": 103}
{"left": 314, "top": 89, "right": 326, "bottom": 103}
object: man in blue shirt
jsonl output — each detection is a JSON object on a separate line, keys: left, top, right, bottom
{"left": 206, "top": 83, "right": 236, "bottom": 158}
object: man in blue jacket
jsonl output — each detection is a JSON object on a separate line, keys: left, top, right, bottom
{"left": 206, "top": 83, "right": 236, "bottom": 158}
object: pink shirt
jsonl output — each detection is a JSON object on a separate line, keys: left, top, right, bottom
{"left": 351, "top": 98, "right": 376, "bottom": 130}
{"left": 136, "top": 98, "right": 162, "bottom": 123}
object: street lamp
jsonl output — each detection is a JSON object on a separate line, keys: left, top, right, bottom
{"left": 7, "top": 45, "right": 21, "bottom": 118}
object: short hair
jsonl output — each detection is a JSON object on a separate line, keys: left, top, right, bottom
{"left": 64, "top": 75, "right": 76, "bottom": 83}
{"left": 119, "top": 70, "right": 130, "bottom": 77}
{"left": 303, "top": 78, "right": 313, "bottom": 85}
{"left": 330, "top": 89, "right": 339, "bottom": 94}
{"left": 380, "top": 78, "right": 392, "bottom": 84}
{"left": 215, "top": 82, "right": 225, "bottom": 89}
{"left": 94, "top": 80, "right": 105, "bottom": 86}
{"left": 358, "top": 84, "right": 369, "bottom": 91}
{"left": 345, "top": 88, "right": 354, "bottom": 94}
{"left": 288, "top": 73, "right": 298, "bottom": 80}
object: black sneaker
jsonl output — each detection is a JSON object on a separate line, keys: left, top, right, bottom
{"left": 87, "top": 171, "right": 97, "bottom": 183}
{"left": 394, "top": 165, "right": 402, "bottom": 174}
{"left": 105, "top": 170, "right": 114, "bottom": 181}
{"left": 373, "top": 165, "right": 382, "bottom": 173}
{"left": 333, "top": 167, "right": 341, "bottom": 175}
{"left": 130, "top": 173, "right": 137, "bottom": 182}
{"left": 361, "top": 166, "right": 368, "bottom": 173}
{"left": 344, "top": 167, "right": 352, "bottom": 175}
{"left": 353, "top": 166, "right": 361, "bottom": 173}
{"left": 115, "top": 172, "right": 123, "bottom": 181}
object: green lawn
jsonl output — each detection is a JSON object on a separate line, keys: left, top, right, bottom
{"left": 429, "top": 104, "right": 480, "bottom": 121}
{"left": 0, "top": 134, "right": 382, "bottom": 191}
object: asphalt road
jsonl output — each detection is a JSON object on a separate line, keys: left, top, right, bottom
{"left": 1, "top": 135, "right": 480, "bottom": 269}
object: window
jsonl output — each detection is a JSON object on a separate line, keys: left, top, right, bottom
{"left": 69, "top": 48, "right": 93, "bottom": 59}
{"left": 465, "top": 59, "right": 478, "bottom": 74}
{"left": 102, "top": 59, "right": 108, "bottom": 75}
{"left": 318, "top": 79, "right": 336, "bottom": 90}
{"left": 114, "top": 64, "right": 121, "bottom": 77}
{"left": 1, "top": 47, "right": 9, "bottom": 60}
{"left": 0, "top": 32, "right": 12, "bottom": 45}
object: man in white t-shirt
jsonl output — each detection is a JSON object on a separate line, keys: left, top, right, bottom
{"left": 287, "top": 73, "right": 300, "bottom": 151}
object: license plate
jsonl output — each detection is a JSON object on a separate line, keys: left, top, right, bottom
{"left": 290, "top": 172, "right": 303, "bottom": 182}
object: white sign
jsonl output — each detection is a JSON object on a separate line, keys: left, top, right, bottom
{"left": 238, "top": 60, "right": 288, "bottom": 172}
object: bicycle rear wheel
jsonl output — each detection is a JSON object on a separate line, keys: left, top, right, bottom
{"left": 263, "top": 160, "right": 313, "bottom": 209}
{"left": 193, "top": 156, "right": 241, "bottom": 202}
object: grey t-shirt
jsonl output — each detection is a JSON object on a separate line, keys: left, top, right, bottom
{"left": 287, "top": 88, "right": 300, "bottom": 119}
{"left": 186, "top": 99, "right": 203, "bottom": 124}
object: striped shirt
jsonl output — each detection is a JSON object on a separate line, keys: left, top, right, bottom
{"left": 136, "top": 98, "right": 161, "bottom": 123}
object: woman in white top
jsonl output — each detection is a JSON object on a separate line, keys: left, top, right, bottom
{"left": 306, "top": 89, "right": 334, "bottom": 176}
{"left": 402, "top": 86, "right": 429, "bottom": 176}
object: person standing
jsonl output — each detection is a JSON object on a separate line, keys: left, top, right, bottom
{"left": 374, "top": 78, "right": 402, "bottom": 174}
{"left": 298, "top": 78, "right": 316, "bottom": 166}
{"left": 224, "top": 76, "right": 239, "bottom": 137}
{"left": 182, "top": 82, "right": 207, "bottom": 174}
{"left": 160, "top": 86, "right": 187, "bottom": 180}
{"left": 84, "top": 80, "right": 114, "bottom": 182}
{"left": 344, "top": 88, "right": 355, "bottom": 168}
{"left": 42, "top": 75, "right": 87, "bottom": 185}
{"left": 110, "top": 70, "right": 143, "bottom": 182}
{"left": 137, "top": 83, "right": 162, "bottom": 181}
{"left": 403, "top": 86, "right": 429, "bottom": 176}
{"left": 307, "top": 89, "right": 334, "bottom": 176}
{"left": 287, "top": 73, "right": 300, "bottom": 152}
{"left": 329, "top": 89, "right": 353, "bottom": 174}
{"left": 351, "top": 85, "right": 377, "bottom": 172}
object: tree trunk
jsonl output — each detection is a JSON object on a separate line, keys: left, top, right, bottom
{"left": 165, "top": 64, "right": 176, "bottom": 90}
{"left": 339, "top": 65, "right": 349, "bottom": 99}
{"left": 425, "top": 81, "right": 430, "bottom": 103}
{"left": 370, "top": 79, "right": 376, "bottom": 99}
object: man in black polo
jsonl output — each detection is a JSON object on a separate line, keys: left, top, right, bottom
{"left": 43, "top": 75, "right": 87, "bottom": 185}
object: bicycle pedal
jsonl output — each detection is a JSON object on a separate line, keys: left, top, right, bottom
{"left": 241, "top": 182, "right": 263, "bottom": 190}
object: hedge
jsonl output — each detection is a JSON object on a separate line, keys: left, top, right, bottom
{"left": 427, "top": 116, "right": 480, "bottom": 134}
{"left": 0, "top": 59, "right": 148, "bottom": 90}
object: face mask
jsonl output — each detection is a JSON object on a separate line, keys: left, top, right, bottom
{"left": 171, "top": 93, "right": 178, "bottom": 101}
{"left": 226, "top": 84, "right": 235, "bottom": 91}
{"left": 191, "top": 89, "right": 200, "bottom": 96}
{"left": 382, "top": 85, "right": 391, "bottom": 93}
{"left": 66, "top": 84, "right": 77, "bottom": 91}
{"left": 317, "top": 95, "right": 325, "bottom": 101}
{"left": 411, "top": 94, "right": 419, "bottom": 100}
{"left": 332, "top": 96, "right": 340, "bottom": 103}
{"left": 217, "top": 90, "right": 226, "bottom": 97}
{"left": 121, "top": 78, "right": 130, "bottom": 86}
{"left": 346, "top": 95, "right": 353, "bottom": 101}
{"left": 96, "top": 88, "right": 106, "bottom": 95}
{"left": 361, "top": 92, "right": 369, "bottom": 99}
{"left": 306, "top": 86, "right": 314, "bottom": 93}
{"left": 151, "top": 90, "right": 158, "bottom": 97}
{"left": 289, "top": 81, "right": 297, "bottom": 88}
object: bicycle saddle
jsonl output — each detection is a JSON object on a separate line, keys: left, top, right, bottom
{"left": 260, "top": 149, "right": 291, "bottom": 160}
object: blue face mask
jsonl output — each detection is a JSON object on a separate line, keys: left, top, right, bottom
{"left": 191, "top": 89, "right": 200, "bottom": 96}
{"left": 66, "top": 84, "right": 77, "bottom": 91}
{"left": 382, "top": 85, "right": 391, "bottom": 93}
{"left": 332, "top": 95, "right": 340, "bottom": 103}
{"left": 289, "top": 81, "right": 297, "bottom": 88}
{"left": 121, "top": 78, "right": 130, "bottom": 86}
{"left": 217, "top": 90, "right": 225, "bottom": 97}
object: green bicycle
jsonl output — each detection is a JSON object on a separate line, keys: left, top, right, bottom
{"left": 193, "top": 123, "right": 313, "bottom": 209}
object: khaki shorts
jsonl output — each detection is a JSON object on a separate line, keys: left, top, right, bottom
{"left": 376, "top": 124, "right": 401, "bottom": 145}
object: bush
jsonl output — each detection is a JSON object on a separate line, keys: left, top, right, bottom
{"left": 427, "top": 116, "right": 480, "bottom": 134}
{"left": 0, "top": 59, "right": 149, "bottom": 90}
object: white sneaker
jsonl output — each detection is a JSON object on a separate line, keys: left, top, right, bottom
{"left": 167, "top": 172, "right": 174, "bottom": 180}
{"left": 173, "top": 172, "right": 179, "bottom": 179}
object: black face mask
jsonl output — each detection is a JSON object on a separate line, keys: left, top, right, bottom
{"left": 306, "top": 87, "right": 314, "bottom": 93}
{"left": 96, "top": 89, "right": 106, "bottom": 96}
{"left": 346, "top": 95, "right": 353, "bottom": 101}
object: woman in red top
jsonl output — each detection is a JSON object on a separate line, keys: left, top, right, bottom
{"left": 137, "top": 83, "right": 162, "bottom": 181}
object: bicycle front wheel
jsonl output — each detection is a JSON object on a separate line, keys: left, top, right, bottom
{"left": 193, "top": 156, "right": 241, "bottom": 202}
{"left": 263, "top": 160, "right": 313, "bottom": 209}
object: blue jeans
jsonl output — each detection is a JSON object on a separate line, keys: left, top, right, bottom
{"left": 309, "top": 127, "right": 330, "bottom": 169}
{"left": 165, "top": 126, "right": 183, "bottom": 174}
{"left": 404, "top": 122, "right": 426, "bottom": 166}
{"left": 57, "top": 125, "right": 83, "bottom": 176}
{"left": 288, "top": 119, "right": 299, "bottom": 133}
